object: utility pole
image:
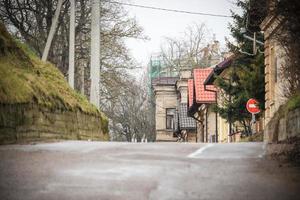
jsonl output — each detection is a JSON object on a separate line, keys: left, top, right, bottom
{"left": 215, "top": 94, "right": 218, "bottom": 143}
{"left": 239, "top": 28, "right": 263, "bottom": 56}
{"left": 228, "top": 68, "right": 233, "bottom": 142}
{"left": 90, "top": 0, "right": 100, "bottom": 109}
{"left": 68, "top": 0, "right": 75, "bottom": 89}
{"left": 253, "top": 32, "right": 257, "bottom": 55}
{"left": 42, "top": 0, "right": 64, "bottom": 61}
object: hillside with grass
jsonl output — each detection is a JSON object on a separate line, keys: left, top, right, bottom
{"left": 0, "top": 23, "right": 108, "bottom": 143}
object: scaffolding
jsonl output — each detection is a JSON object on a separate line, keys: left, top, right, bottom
{"left": 148, "top": 53, "right": 179, "bottom": 80}
{"left": 147, "top": 53, "right": 178, "bottom": 97}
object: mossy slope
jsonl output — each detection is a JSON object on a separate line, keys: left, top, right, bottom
{"left": 0, "top": 23, "right": 108, "bottom": 134}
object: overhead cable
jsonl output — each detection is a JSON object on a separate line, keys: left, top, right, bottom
{"left": 108, "top": 1, "right": 232, "bottom": 18}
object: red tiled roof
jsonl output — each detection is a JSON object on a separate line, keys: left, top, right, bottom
{"left": 188, "top": 79, "right": 194, "bottom": 108}
{"left": 193, "top": 68, "right": 216, "bottom": 103}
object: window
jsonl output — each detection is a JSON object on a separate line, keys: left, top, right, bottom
{"left": 166, "top": 108, "right": 175, "bottom": 130}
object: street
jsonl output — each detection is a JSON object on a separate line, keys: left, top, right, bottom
{"left": 0, "top": 142, "right": 300, "bottom": 200}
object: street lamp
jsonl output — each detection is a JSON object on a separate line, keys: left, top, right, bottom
{"left": 239, "top": 28, "right": 264, "bottom": 56}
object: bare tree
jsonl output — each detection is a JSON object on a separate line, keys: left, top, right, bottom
{"left": 0, "top": 0, "right": 145, "bottom": 92}
{"left": 272, "top": 0, "right": 300, "bottom": 96}
{"left": 0, "top": 0, "right": 148, "bottom": 139}
{"left": 0, "top": 0, "right": 71, "bottom": 74}
{"left": 160, "top": 23, "right": 215, "bottom": 71}
{"left": 42, "top": 0, "right": 64, "bottom": 62}
{"left": 100, "top": 72, "right": 155, "bottom": 142}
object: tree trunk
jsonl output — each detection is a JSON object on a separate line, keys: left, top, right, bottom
{"left": 42, "top": 0, "right": 64, "bottom": 61}
{"left": 68, "top": 0, "right": 75, "bottom": 88}
{"left": 90, "top": 0, "right": 100, "bottom": 108}
{"left": 79, "top": 63, "right": 85, "bottom": 95}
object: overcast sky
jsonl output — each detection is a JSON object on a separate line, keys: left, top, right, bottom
{"left": 123, "top": 0, "right": 241, "bottom": 76}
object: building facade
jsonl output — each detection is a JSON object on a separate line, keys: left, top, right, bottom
{"left": 188, "top": 68, "right": 219, "bottom": 143}
{"left": 260, "top": 9, "right": 287, "bottom": 126}
{"left": 151, "top": 39, "right": 225, "bottom": 142}
{"left": 152, "top": 77, "right": 178, "bottom": 141}
{"left": 152, "top": 69, "right": 197, "bottom": 142}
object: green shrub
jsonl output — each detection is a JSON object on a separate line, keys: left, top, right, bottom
{"left": 286, "top": 93, "right": 300, "bottom": 112}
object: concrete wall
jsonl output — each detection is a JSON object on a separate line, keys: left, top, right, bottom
{"left": 195, "top": 120, "right": 203, "bottom": 143}
{"left": 195, "top": 105, "right": 217, "bottom": 143}
{"left": 0, "top": 103, "right": 108, "bottom": 144}
{"left": 216, "top": 88, "right": 230, "bottom": 143}
{"left": 218, "top": 116, "right": 229, "bottom": 143}
{"left": 206, "top": 109, "right": 216, "bottom": 142}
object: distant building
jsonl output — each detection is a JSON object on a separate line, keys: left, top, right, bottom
{"left": 202, "top": 56, "right": 238, "bottom": 142}
{"left": 152, "top": 69, "right": 197, "bottom": 142}
{"left": 188, "top": 68, "right": 218, "bottom": 143}
{"left": 152, "top": 77, "right": 179, "bottom": 141}
{"left": 150, "top": 40, "right": 225, "bottom": 142}
{"left": 175, "top": 69, "right": 198, "bottom": 142}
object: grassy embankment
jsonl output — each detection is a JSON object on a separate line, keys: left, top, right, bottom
{"left": 0, "top": 23, "right": 108, "bottom": 136}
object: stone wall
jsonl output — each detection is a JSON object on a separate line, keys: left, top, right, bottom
{"left": 265, "top": 107, "right": 300, "bottom": 143}
{"left": 187, "top": 132, "right": 197, "bottom": 142}
{"left": 156, "top": 130, "right": 176, "bottom": 142}
{"left": 0, "top": 103, "right": 108, "bottom": 144}
{"left": 264, "top": 107, "right": 300, "bottom": 162}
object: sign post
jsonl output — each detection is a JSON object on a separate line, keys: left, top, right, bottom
{"left": 246, "top": 98, "right": 260, "bottom": 134}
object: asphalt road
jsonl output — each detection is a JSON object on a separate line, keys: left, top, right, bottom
{"left": 0, "top": 141, "right": 300, "bottom": 200}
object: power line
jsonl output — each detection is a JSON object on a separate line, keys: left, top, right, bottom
{"left": 108, "top": 1, "right": 231, "bottom": 18}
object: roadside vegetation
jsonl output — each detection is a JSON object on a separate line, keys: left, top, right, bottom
{"left": 0, "top": 22, "right": 107, "bottom": 122}
{"left": 240, "top": 132, "right": 263, "bottom": 142}
{"left": 286, "top": 93, "right": 300, "bottom": 112}
{"left": 0, "top": 0, "right": 155, "bottom": 141}
{"left": 213, "top": 0, "right": 267, "bottom": 135}
{"left": 272, "top": 0, "right": 300, "bottom": 96}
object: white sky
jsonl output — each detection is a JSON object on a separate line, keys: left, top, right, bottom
{"left": 123, "top": 0, "right": 241, "bottom": 77}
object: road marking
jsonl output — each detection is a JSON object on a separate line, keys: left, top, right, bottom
{"left": 188, "top": 144, "right": 214, "bottom": 158}
{"left": 258, "top": 142, "right": 267, "bottom": 158}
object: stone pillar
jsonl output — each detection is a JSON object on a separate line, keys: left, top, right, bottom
{"left": 177, "top": 68, "right": 192, "bottom": 104}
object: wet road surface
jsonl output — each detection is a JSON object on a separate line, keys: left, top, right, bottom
{"left": 0, "top": 141, "right": 300, "bottom": 200}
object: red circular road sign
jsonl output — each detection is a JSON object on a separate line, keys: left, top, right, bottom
{"left": 246, "top": 98, "right": 260, "bottom": 114}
